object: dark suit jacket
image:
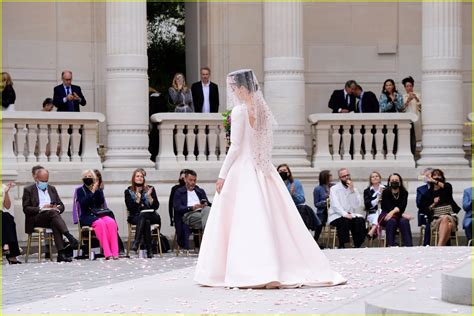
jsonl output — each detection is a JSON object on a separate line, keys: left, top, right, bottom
{"left": 22, "top": 184, "right": 65, "bottom": 234}
{"left": 53, "top": 84, "right": 87, "bottom": 112}
{"left": 328, "top": 89, "right": 355, "bottom": 113}
{"left": 173, "top": 186, "right": 210, "bottom": 222}
{"left": 191, "top": 81, "right": 219, "bottom": 113}
{"left": 358, "top": 91, "right": 380, "bottom": 113}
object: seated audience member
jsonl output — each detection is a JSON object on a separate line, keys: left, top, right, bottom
{"left": 22, "top": 168, "right": 78, "bottom": 262}
{"left": 416, "top": 168, "right": 433, "bottom": 246}
{"left": 313, "top": 170, "right": 333, "bottom": 243}
{"left": 379, "top": 173, "right": 413, "bottom": 247}
{"left": 173, "top": 169, "right": 211, "bottom": 249}
{"left": 76, "top": 170, "right": 119, "bottom": 260}
{"left": 363, "top": 171, "right": 385, "bottom": 240}
{"left": 420, "top": 169, "right": 460, "bottom": 246}
{"left": 124, "top": 169, "right": 161, "bottom": 258}
{"left": 401, "top": 76, "right": 422, "bottom": 154}
{"left": 42, "top": 98, "right": 54, "bottom": 112}
{"left": 328, "top": 80, "right": 357, "bottom": 113}
{"left": 168, "top": 169, "right": 189, "bottom": 227}
{"left": 2, "top": 182, "right": 22, "bottom": 264}
{"left": 168, "top": 73, "right": 194, "bottom": 112}
{"left": 379, "top": 79, "right": 404, "bottom": 113}
{"left": 353, "top": 85, "right": 380, "bottom": 113}
{"left": 462, "top": 187, "right": 473, "bottom": 243}
{"left": 278, "top": 164, "right": 320, "bottom": 232}
{"left": 328, "top": 168, "right": 366, "bottom": 248}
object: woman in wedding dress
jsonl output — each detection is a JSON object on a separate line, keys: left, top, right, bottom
{"left": 194, "top": 69, "right": 346, "bottom": 288}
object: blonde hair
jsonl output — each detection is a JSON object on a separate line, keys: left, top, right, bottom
{"left": 81, "top": 169, "right": 97, "bottom": 181}
{"left": 172, "top": 73, "right": 188, "bottom": 92}
{"left": 2, "top": 72, "right": 13, "bottom": 88}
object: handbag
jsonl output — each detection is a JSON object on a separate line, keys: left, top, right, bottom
{"left": 91, "top": 208, "right": 113, "bottom": 217}
{"left": 432, "top": 205, "right": 453, "bottom": 218}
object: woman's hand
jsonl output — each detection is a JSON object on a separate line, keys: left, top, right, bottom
{"left": 91, "top": 180, "right": 99, "bottom": 193}
{"left": 4, "top": 182, "right": 13, "bottom": 193}
{"left": 216, "top": 178, "right": 225, "bottom": 194}
{"left": 385, "top": 211, "right": 393, "bottom": 221}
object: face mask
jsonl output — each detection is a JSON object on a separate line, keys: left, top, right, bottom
{"left": 279, "top": 172, "right": 289, "bottom": 181}
{"left": 37, "top": 181, "right": 48, "bottom": 191}
{"left": 179, "top": 179, "right": 185, "bottom": 186}
{"left": 83, "top": 178, "right": 94, "bottom": 186}
{"left": 390, "top": 181, "right": 400, "bottom": 189}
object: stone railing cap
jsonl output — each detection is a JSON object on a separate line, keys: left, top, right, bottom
{"left": 308, "top": 112, "right": 418, "bottom": 124}
{"left": 1, "top": 111, "right": 106, "bottom": 123}
{"left": 151, "top": 112, "right": 224, "bottom": 123}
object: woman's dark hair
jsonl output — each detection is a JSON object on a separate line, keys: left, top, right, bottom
{"left": 131, "top": 168, "right": 147, "bottom": 192}
{"left": 42, "top": 98, "right": 53, "bottom": 107}
{"left": 94, "top": 169, "right": 103, "bottom": 187}
{"left": 319, "top": 170, "right": 331, "bottom": 186}
{"left": 382, "top": 79, "right": 398, "bottom": 96}
{"left": 431, "top": 169, "right": 446, "bottom": 183}
{"left": 402, "top": 76, "right": 415, "bottom": 87}
{"left": 277, "top": 163, "right": 294, "bottom": 183}
{"left": 230, "top": 70, "right": 258, "bottom": 92}
{"left": 386, "top": 173, "right": 407, "bottom": 192}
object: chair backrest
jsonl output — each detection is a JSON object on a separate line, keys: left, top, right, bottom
{"left": 72, "top": 186, "right": 82, "bottom": 225}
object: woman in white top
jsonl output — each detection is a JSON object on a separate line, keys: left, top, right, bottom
{"left": 401, "top": 76, "right": 422, "bottom": 154}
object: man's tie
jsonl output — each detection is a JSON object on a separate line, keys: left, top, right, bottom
{"left": 355, "top": 99, "right": 360, "bottom": 113}
{"left": 345, "top": 94, "right": 349, "bottom": 105}
{"left": 66, "top": 86, "right": 74, "bottom": 112}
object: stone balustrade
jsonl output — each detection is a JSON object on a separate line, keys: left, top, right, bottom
{"left": 308, "top": 113, "right": 418, "bottom": 168}
{"left": 2, "top": 112, "right": 105, "bottom": 171}
{"left": 150, "top": 113, "right": 227, "bottom": 169}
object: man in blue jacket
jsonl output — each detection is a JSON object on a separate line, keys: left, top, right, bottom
{"left": 173, "top": 169, "right": 211, "bottom": 249}
{"left": 462, "top": 187, "right": 472, "bottom": 244}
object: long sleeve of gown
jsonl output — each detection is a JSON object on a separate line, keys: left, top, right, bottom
{"left": 218, "top": 106, "right": 245, "bottom": 179}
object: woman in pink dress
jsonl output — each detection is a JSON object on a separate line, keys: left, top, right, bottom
{"left": 194, "top": 69, "right": 346, "bottom": 288}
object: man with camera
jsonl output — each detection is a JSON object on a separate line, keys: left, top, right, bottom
{"left": 328, "top": 168, "right": 366, "bottom": 248}
{"left": 173, "top": 169, "right": 211, "bottom": 249}
{"left": 22, "top": 168, "right": 78, "bottom": 262}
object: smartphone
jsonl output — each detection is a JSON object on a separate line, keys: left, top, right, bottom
{"left": 200, "top": 199, "right": 207, "bottom": 205}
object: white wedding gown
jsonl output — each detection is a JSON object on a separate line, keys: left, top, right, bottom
{"left": 194, "top": 105, "right": 346, "bottom": 288}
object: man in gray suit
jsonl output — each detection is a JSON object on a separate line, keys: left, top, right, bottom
{"left": 22, "top": 168, "right": 78, "bottom": 262}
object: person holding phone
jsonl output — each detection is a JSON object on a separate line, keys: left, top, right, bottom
{"left": 124, "top": 169, "right": 161, "bottom": 258}
{"left": 328, "top": 168, "right": 366, "bottom": 248}
{"left": 2, "top": 182, "right": 22, "bottom": 264}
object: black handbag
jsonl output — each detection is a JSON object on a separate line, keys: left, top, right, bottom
{"left": 91, "top": 208, "right": 113, "bottom": 217}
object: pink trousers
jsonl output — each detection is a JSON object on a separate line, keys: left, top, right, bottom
{"left": 92, "top": 216, "right": 118, "bottom": 258}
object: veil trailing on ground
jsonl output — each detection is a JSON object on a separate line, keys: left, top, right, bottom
{"left": 226, "top": 69, "right": 277, "bottom": 174}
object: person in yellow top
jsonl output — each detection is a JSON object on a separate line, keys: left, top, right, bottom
{"left": 402, "top": 76, "right": 422, "bottom": 154}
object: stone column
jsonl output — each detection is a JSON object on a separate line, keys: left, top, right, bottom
{"left": 103, "top": 1, "right": 154, "bottom": 168}
{"left": 263, "top": 2, "right": 309, "bottom": 166}
{"left": 418, "top": 2, "right": 467, "bottom": 166}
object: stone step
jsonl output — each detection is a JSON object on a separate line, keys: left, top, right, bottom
{"left": 442, "top": 260, "right": 473, "bottom": 306}
{"left": 365, "top": 260, "right": 473, "bottom": 315}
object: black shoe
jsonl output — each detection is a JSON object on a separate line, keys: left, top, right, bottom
{"left": 131, "top": 241, "right": 139, "bottom": 253}
{"left": 146, "top": 250, "right": 153, "bottom": 259}
{"left": 57, "top": 250, "right": 72, "bottom": 263}
{"left": 7, "top": 257, "right": 22, "bottom": 264}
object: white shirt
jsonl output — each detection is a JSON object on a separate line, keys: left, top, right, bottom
{"left": 187, "top": 190, "right": 200, "bottom": 207}
{"left": 328, "top": 182, "right": 363, "bottom": 223}
{"left": 37, "top": 185, "right": 52, "bottom": 209}
{"left": 202, "top": 82, "right": 210, "bottom": 113}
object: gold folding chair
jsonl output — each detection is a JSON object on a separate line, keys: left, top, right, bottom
{"left": 126, "top": 221, "right": 163, "bottom": 257}
{"left": 25, "top": 227, "right": 54, "bottom": 263}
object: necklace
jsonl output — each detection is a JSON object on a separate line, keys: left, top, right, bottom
{"left": 392, "top": 191, "right": 400, "bottom": 200}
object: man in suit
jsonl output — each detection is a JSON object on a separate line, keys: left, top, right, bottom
{"left": 353, "top": 85, "right": 380, "bottom": 113}
{"left": 328, "top": 80, "right": 357, "bottom": 113}
{"left": 22, "top": 168, "right": 78, "bottom": 262}
{"left": 191, "top": 67, "right": 220, "bottom": 113}
{"left": 416, "top": 168, "right": 433, "bottom": 246}
{"left": 462, "top": 187, "right": 472, "bottom": 243}
{"left": 53, "top": 70, "right": 86, "bottom": 112}
{"left": 173, "top": 169, "right": 211, "bottom": 249}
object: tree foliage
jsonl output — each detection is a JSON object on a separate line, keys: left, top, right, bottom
{"left": 147, "top": 1, "right": 185, "bottom": 93}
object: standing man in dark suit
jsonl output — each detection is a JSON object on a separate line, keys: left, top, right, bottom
{"left": 353, "top": 85, "right": 380, "bottom": 113}
{"left": 191, "top": 67, "right": 220, "bottom": 113}
{"left": 53, "top": 70, "right": 86, "bottom": 112}
{"left": 22, "top": 168, "right": 78, "bottom": 262}
{"left": 328, "top": 80, "right": 357, "bottom": 113}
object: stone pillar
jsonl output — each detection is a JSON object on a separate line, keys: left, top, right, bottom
{"left": 418, "top": 2, "right": 467, "bottom": 166}
{"left": 103, "top": 1, "right": 154, "bottom": 168}
{"left": 263, "top": 2, "right": 309, "bottom": 166}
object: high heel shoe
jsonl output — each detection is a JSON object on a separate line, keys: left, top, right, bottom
{"left": 6, "top": 257, "right": 22, "bottom": 264}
